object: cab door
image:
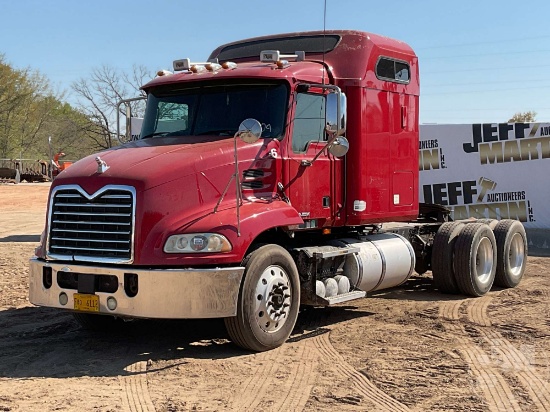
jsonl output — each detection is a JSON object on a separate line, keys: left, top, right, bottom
{"left": 282, "top": 91, "right": 344, "bottom": 227}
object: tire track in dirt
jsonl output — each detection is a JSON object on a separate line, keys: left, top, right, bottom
{"left": 438, "top": 298, "right": 522, "bottom": 412}
{"left": 273, "top": 342, "right": 318, "bottom": 411}
{"left": 121, "top": 361, "right": 156, "bottom": 412}
{"left": 465, "top": 296, "right": 550, "bottom": 410}
{"left": 312, "top": 332, "right": 410, "bottom": 411}
{"left": 300, "top": 308, "right": 409, "bottom": 411}
{"left": 232, "top": 309, "right": 330, "bottom": 411}
{"left": 232, "top": 306, "right": 409, "bottom": 412}
{"left": 233, "top": 339, "right": 319, "bottom": 411}
{"left": 302, "top": 308, "right": 409, "bottom": 411}
{"left": 466, "top": 295, "right": 492, "bottom": 327}
{"left": 234, "top": 349, "right": 278, "bottom": 409}
{"left": 439, "top": 298, "right": 465, "bottom": 322}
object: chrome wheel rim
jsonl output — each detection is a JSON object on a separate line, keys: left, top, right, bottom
{"left": 254, "top": 265, "right": 291, "bottom": 333}
{"left": 475, "top": 237, "right": 494, "bottom": 285}
{"left": 508, "top": 232, "right": 525, "bottom": 277}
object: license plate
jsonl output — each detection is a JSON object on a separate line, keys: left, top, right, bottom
{"left": 73, "top": 293, "right": 100, "bottom": 312}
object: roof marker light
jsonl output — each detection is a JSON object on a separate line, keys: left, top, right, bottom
{"left": 190, "top": 65, "right": 207, "bottom": 74}
{"left": 276, "top": 60, "right": 290, "bottom": 69}
{"left": 173, "top": 58, "right": 219, "bottom": 72}
{"left": 156, "top": 70, "right": 173, "bottom": 77}
{"left": 222, "top": 61, "right": 237, "bottom": 69}
{"left": 205, "top": 63, "right": 222, "bottom": 72}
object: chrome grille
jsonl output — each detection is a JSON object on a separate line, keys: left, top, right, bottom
{"left": 47, "top": 185, "right": 135, "bottom": 263}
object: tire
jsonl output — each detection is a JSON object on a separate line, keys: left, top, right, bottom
{"left": 72, "top": 312, "right": 126, "bottom": 332}
{"left": 493, "top": 219, "right": 528, "bottom": 288}
{"left": 454, "top": 223, "right": 497, "bottom": 297}
{"left": 473, "top": 219, "right": 499, "bottom": 230}
{"left": 431, "top": 222, "right": 465, "bottom": 294}
{"left": 224, "top": 244, "right": 300, "bottom": 352}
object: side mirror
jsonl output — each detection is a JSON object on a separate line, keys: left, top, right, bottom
{"left": 326, "top": 92, "right": 347, "bottom": 136}
{"left": 237, "top": 118, "right": 262, "bottom": 143}
{"left": 328, "top": 136, "right": 349, "bottom": 158}
{"left": 116, "top": 96, "right": 147, "bottom": 144}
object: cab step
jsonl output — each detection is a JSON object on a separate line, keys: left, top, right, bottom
{"left": 322, "top": 290, "right": 366, "bottom": 305}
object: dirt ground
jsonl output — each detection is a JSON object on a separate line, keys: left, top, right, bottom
{"left": 0, "top": 183, "right": 549, "bottom": 412}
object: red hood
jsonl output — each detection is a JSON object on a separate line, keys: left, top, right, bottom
{"left": 54, "top": 136, "right": 241, "bottom": 195}
{"left": 44, "top": 136, "right": 285, "bottom": 266}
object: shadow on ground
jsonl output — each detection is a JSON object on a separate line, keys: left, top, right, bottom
{"left": 0, "top": 234, "right": 40, "bottom": 242}
{"left": 0, "top": 304, "right": 373, "bottom": 380}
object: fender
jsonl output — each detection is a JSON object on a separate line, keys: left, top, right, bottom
{"left": 141, "top": 199, "right": 303, "bottom": 266}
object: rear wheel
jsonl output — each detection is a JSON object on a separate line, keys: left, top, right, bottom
{"left": 225, "top": 244, "right": 300, "bottom": 352}
{"left": 431, "top": 222, "right": 465, "bottom": 294}
{"left": 454, "top": 223, "right": 497, "bottom": 296}
{"left": 474, "top": 218, "right": 499, "bottom": 230}
{"left": 493, "top": 219, "right": 528, "bottom": 288}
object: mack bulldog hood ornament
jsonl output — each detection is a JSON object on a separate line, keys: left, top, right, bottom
{"left": 95, "top": 156, "right": 110, "bottom": 174}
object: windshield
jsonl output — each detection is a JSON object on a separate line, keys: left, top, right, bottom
{"left": 141, "top": 82, "right": 288, "bottom": 139}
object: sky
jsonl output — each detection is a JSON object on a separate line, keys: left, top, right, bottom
{"left": 1, "top": 0, "right": 550, "bottom": 124}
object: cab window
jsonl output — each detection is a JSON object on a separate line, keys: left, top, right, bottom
{"left": 292, "top": 93, "right": 326, "bottom": 153}
{"left": 376, "top": 57, "right": 410, "bottom": 83}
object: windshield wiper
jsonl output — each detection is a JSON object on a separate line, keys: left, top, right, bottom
{"left": 141, "top": 131, "right": 171, "bottom": 139}
{"left": 195, "top": 129, "right": 237, "bottom": 136}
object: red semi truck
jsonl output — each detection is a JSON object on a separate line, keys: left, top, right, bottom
{"left": 29, "top": 30, "right": 527, "bottom": 351}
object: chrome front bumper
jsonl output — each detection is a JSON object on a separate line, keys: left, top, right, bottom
{"left": 29, "top": 258, "right": 245, "bottom": 319}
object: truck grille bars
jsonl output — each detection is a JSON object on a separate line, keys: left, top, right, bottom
{"left": 47, "top": 185, "right": 136, "bottom": 264}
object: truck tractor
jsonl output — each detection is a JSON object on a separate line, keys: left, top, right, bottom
{"left": 29, "top": 30, "right": 528, "bottom": 351}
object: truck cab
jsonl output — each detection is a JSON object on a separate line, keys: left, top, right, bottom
{"left": 29, "top": 31, "right": 526, "bottom": 351}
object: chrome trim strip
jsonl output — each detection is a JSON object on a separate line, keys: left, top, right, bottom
{"left": 52, "top": 220, "right": 131, "bottom": 226}
{"left": 369, "top": 239, "right": 387, "bottom": 292}
{"left": 47, "top": 253, "right": 132, "bottom": 264}
{"left": 52, "top": 229, "right": 131, "bottom": 235}
{"left": 51, "top": 237, "right": 130, "bottom": 244}
{"left": 53, "top": 211, "right": 131, "bottom": 217}
{"left": 53, "top": 202, "right": 132, "bottom": 208}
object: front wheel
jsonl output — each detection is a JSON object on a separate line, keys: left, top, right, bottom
{"left": 225, "top": 244, "right": 300, "bottom": 352}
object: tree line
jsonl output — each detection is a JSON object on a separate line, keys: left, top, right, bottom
{"left": 0, "top": 54, "right": 148, "bottom": 162}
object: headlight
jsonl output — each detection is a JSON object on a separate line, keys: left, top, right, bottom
{"left": 164, "top": 233, "right": 232, "bottom": 254}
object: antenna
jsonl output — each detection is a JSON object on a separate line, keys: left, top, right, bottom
{"left": 322, "top": 0, "right": 327, "bottom": 85}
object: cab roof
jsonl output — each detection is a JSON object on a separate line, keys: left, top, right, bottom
{"left": 142, "top": 30, "right": 418, "bottom": 93}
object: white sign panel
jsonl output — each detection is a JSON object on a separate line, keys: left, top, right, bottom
{"left": 419, "top": 123, "right": 550, "bottom": 229}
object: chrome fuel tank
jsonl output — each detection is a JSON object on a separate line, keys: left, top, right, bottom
{"left": 333, "top": 233, "right": 415, "bottom": 292}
